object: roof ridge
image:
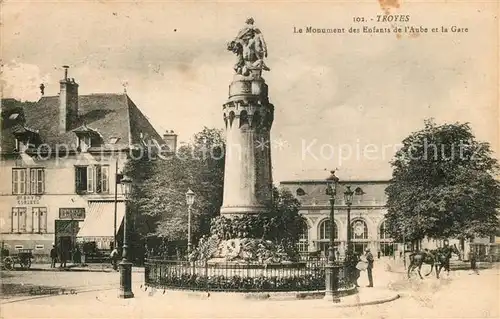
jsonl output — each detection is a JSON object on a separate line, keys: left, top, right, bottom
{"left": 124, "top": 94, "right": 132, "bottom": 147}
{"left": 37, "top": 93, "right": 126, "bottom": 99}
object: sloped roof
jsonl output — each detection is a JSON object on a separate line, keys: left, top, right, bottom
{"left": 1, "top": 93, "right": 164, "bottom": 154}
{"left": 280, "top": 180, "right": 390, "bottom": 207}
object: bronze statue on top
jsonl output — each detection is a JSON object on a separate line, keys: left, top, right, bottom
{"left": 227, "top": 17, "right": 270, "bottom": 77}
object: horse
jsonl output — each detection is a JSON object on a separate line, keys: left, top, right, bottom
{"left": 407, "top": 244, "right": 461, "bottom": 279}
{"left": 426, "top": 244, "right": 461, "bottom": 278}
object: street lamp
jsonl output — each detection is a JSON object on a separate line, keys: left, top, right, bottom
{"left": 324, "top": 170, "right": 340, "bottom": 303}
{"left": 185, "top": 189, "right": 195, "bottom": 256}
{"left": 118, "top": 175, "right": 134, "bottom": 299}
{"left": 344, "top": 186, "right": 354, "bottom": 256}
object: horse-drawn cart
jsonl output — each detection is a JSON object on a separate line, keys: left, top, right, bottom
{"left": 2, "top": 249, "right": 33, "bottom": 270}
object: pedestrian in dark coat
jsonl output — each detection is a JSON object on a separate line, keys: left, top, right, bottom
{"left": 59, "top": 248, "right": 68, "bottom": 268}
{"left": 50, "top": 245, "right": 57, "bottom": 268}
{"left": 365, "top": 248, "right": 374, "bottom": 287}
{"left": 73, "top": 247, "right": 82, "bottom": 265}
{"left": 469, "top": 250, "right": 479, "bottom": 275}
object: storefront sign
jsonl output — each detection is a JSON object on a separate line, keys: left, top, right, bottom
{"left": 17, "top": 195, "right": 41, "bottom": 205}
{"left": 79, "top": 236, "right": 111, "bottom": 242}
{"left": 59, "top": 208, "right": 86, "bottom": 220}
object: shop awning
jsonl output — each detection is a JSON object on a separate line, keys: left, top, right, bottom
{"left": 77, "top": 201, "right": 125, "bottom": 239}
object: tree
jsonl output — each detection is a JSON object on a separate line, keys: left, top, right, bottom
{"left": 126, "top": 127, "right": 225, "bottom": 245}
{"left": 265, "top": 186, "right": 304, "bottom": 244}
{"left": 385, "top": 120, "right": 500, "bottom": 244}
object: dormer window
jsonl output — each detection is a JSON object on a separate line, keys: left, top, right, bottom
{"left": 12, "top": 125, "right": 40, "bottom": 153}
{"left": 354, "top": 187, "right": 365, "bottom": 195}
{"left": 77, "top": 136, "right": 92, "bottom": 152}
{"left": 296, "top": 188, "right": 306, "bottom": 196}
{"left": 72, "top": 124, "right": 102, "bottom": 152}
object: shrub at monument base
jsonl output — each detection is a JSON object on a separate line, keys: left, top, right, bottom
{"left": 188, "top": 213, "right": 303, "bottom": 263}
{"left": 156, "top": 273, "right": 326, "bottom": 292}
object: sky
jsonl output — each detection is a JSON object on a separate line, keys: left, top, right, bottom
{"left": 1, "top": 1, "right": 498, "bottom": 183}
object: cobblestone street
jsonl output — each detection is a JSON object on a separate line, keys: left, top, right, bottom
{"left": 0, "top": 268, "right": 143, "bottom": 300}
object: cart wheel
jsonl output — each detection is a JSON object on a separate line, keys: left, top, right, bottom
{"left": 3, "top": 257, "right": 14, "bottom": 271}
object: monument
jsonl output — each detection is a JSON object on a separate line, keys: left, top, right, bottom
{"left": 145, "top": 19, "right": 354, "bottom": 295}
{"left": 220, "top": 17, "right": 274, "bottom": 217}
{"left": 190, "top": 18, "right": 295, "bottom": 264}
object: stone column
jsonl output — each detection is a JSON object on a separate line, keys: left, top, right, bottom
{"left": 220, "top": 73, "right": 274, "bottom": 217}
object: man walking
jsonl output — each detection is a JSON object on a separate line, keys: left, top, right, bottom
{"left": 469, "top": 249, "right": 479, "bottom": 275}
{"left": 59, "top": 247, "right": 68, "bottom": 268}
{"left": 365, "top": 247, "right": 374, "bottom": 287}
{"left": 50, "top": 244, "right": 57, "bottom": 268}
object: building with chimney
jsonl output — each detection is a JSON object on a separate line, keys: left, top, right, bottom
{"left": 0, "top": 67, "right": 177, "bottom": 260}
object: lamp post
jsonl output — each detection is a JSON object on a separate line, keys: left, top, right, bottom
{"left": 118, "top": 175, "right": 134, "bottom": 299}
{"left": 185, "top": 189, "right": 195, "bottom": 256}
{"left": 344, "top": 186, "right": 354, "bottom": 256}
{"left": 324, "top": 170, "right": 340, "bottom": 303}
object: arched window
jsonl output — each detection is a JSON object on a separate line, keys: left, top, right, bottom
{"left": 351, "top": 219, "right": 368, "bottom": 240}
{"left": 297, "top": 221, "right": 309, "bottom": 252}
{"left": 319, "top": 219, "right": 338, "bottom": 240}
{"left": 379, "top": 220, "right": 390, "bottom": 240}
{"left": 228, "top": 111, "right": 235, "bottom": 127}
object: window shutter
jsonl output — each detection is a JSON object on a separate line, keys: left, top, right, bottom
{"left": 32, "top": 208, "right": 39, "bottom": 233}
{"left": 12, "top": 208, "right": 19, "bottom": 232}
{"left": 20, "top": 170, "right": 26, "bottom": 194}
{"left": 30, "top": 169, "right": 35, "bottom": 194}
{"left": 101, "top": 166, "right": 109, "bottom": 193}
{"left": 87, "top": 166, "right": 94, "bottom": 193}
{"left": 12, "top": 170, "right": 18, "bottom": 194}
{"left": 19, "top": 209, "right": 26, "bottom": 232}
{"left": 96, "top": 166, "right": 102, "bottom": 193}
{"left": 38, "top": 169, "right": 44, "bottom": 194}
{"left": 75, "top": 167, "right": 82, "bottom": 192}
{"left": 40, "top": 208, "right": 47, "bottom": 233}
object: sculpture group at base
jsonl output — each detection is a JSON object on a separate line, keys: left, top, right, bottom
{"left": 187, "top": 215, "right": 301, "bottom": 264}
{"left": 189, "top": 235, "right": 296, "bottom": 264}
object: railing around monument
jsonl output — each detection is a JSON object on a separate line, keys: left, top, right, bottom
{"left": 144, "top": 257, "right": 356, "bottom": 293}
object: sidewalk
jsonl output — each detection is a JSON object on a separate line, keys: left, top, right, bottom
{"left": 27, "top": 263, "right": 144, "bottom": 273}
{"left": 0, "top": 282, "right": 400, "bottom": 318}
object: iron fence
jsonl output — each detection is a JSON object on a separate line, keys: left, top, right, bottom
{"left": 144, "top": 257, "right": 355, "bottom": 292}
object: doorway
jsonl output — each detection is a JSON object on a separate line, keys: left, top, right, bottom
{"left": 58, "top": 236, "right": 72, "bottom": 260}
{"left": 54, "top": 220, "right": 79, "bottom": 261}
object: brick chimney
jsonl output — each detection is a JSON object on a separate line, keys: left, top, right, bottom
{"left": 163, "top": 130, "right": 178, "bottom": 153}
{"left": 59, "top": 66, "right": 79, "bottom": 133}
